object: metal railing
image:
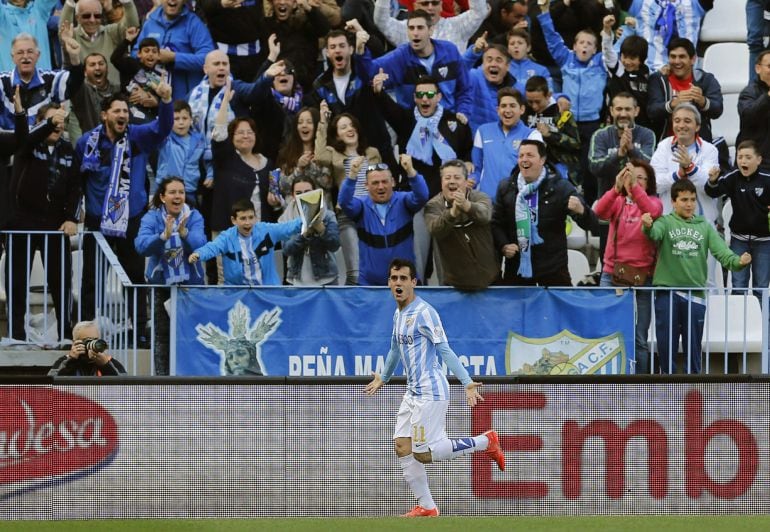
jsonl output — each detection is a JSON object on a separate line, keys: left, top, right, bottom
{"left": 1, "top": 229, "right": 768, "bottom": 376}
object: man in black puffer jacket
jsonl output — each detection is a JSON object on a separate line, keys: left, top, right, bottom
{"left": 492, "top": 139, "right": 597, "bottom": 286}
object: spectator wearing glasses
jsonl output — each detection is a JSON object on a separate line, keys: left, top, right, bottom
{"left": 372, "top": 0, "right": 488, "bottom": 52}
{"left": 0, "top": 33, "right": 84, "bottom": 130}
{"left": 0, "top": 0, "right": 63, "bottom": 71}
{"left": 338, "top": 155, "right": 429, "bottom": 285}
{"left": 58, "top": 0, "right": 139, "bottom": 86}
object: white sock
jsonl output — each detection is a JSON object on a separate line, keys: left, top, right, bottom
{"left": 430, "top": 435, "right": 489, "bottom": 461}
{"left": 399, "top": 454, "right": 436, "bottom": 510}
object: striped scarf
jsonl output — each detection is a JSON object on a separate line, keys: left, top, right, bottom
{"left": 188, "top": 76, "right": 235, "bottom": 163}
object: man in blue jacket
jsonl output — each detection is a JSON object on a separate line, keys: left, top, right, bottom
{"left": 75, "top": 81, "right": 174, "bottom": 346}
{"left": 135, "top": 0, "right": 214, "bottom": 99}
{"left": 339, "top": 154, "right": 429, "bottom": 286}
{"left": 356, "top": 10, "right": 473, "bottom": 119}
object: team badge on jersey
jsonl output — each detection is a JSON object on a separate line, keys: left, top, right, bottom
{"left": 406, "top": 317, "right": 415, "bottom": 326}
{"left": 447, "top": 120, "right": 457, "bottom": 132}
{"left": 756, "top": 187, "right": 764, "bottom": 196}
{"left": 438, "top": 66, "right": 448, "bottom": 78}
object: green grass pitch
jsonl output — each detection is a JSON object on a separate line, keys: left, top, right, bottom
{"left": 3, "top": 517, "right": 770, "bottom": 531}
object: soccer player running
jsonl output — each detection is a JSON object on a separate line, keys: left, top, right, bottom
{"left": 364, "top": 258, "right": 504, "bottom": 517}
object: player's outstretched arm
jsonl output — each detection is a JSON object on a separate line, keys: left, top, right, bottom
{"left": 465, "top": 381, "right": 484, "bottom": 408}
{"left": 364, "top": 372, "right": 384, "bottom": 395}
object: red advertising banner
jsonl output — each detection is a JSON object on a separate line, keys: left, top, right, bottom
{"left": 1, "top": 383, "right": 766, "bottom": 518}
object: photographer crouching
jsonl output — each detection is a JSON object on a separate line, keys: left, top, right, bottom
{"left": 48, "top": 321, "right": 127, "bottom": 376}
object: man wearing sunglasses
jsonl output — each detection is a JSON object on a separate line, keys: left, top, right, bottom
{"left": 373, "top": 73, "right": 472, "bottom": 281}
{"left": 59, "top": 0, "right": 140, "bottom": 86}
{"left": 372, "top": 0, "right": 489, "bottom": 52}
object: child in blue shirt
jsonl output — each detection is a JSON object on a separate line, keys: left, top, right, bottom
{"left": 155, "top": 101, "right": 206, "bottom": 206}
{"left": 189, "top": 198, "right": 302, "bottom": 285}
{"left": 537, "top": 0, "right": 608, "bottom": 204}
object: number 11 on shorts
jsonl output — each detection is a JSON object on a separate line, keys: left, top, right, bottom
{"left": 412, "top": 425, "right": 426, "bottom": 443}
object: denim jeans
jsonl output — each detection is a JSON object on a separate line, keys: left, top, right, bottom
{"left": 654, "top": 290, "right": 706, "bottom": 374}
{"left": 729, "top": 238, "right": 770, "bottom": 298}
{"left": 600, "top": 272, "right": 653, "bottom": 374}
{"left": 747, "top": 0, "right": 770, "bottom": 81}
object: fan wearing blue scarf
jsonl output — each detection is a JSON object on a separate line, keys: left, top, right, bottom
{"left": 493, "top": 139, "right": 597, "bottom": 286}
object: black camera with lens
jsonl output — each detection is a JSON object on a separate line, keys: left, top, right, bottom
{"left": 82, "top": 337, "right": 108, "bottom": 354}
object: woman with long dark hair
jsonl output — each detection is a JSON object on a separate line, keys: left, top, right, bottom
{"left": 594, "top": 159, "right": 662, "bottom": 374}
{"left": 315, "top": 100, "right": 381, "bottom": 284}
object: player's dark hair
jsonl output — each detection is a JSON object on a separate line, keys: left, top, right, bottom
{"left": 389, "top": 258, "right": 417, "bottom": 279}
{"left": 670, "top": 178, "right": 696, "bottom": 201}
{"left": 620, "top": 35, "right": 648, "bottom": 64}
{"left": 231, "top": 198, "right": 256, "bottom": 218}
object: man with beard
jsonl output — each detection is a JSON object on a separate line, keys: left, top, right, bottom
{"left": 307, "top": 27, "right": 395, "bottom": 172}
{"left": 492, "top": 139, "right": 596, "bottom": 286}
{"left": 58, "top": 0, "right": 139, "bottom": 85}
{"left": 135, "top": 0, "right": 214, "bottom": 99}
{"left": 588, "top": 91, "right": 655, "bottom": 258}
{"left": 589, "top": 92, "right": 656, "bottom": 197}
{"left": 523, "top": 75, "right": 580, "bottom": 185}
{"left": 0, "top": 33, "right": 84, "bottom": 129}
{"left": 75, "top": 81, "right": 174, "bottom": 347}
{"left": 68, "top": 52, "right": 122, "bottom": 141}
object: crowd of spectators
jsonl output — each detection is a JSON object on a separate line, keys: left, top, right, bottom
{"left": 0, "top": 0, "right": 768, "bottom": 375}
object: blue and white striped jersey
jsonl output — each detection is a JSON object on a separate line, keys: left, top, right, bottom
{"left": 392, "top": 296, "right": 450, "bottom": 401}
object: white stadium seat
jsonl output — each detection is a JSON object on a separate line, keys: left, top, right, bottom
{"left": 700, "top": 0, "right": 748, "bottom": 43}
{"left": 567, "top": 249, "right": 591, "bottom": 286}
{"left": 702, "top": 42, "right": 750, "bottom": 93}
{"left": 710, "top": 93, "right": 740, "bottom": 147}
